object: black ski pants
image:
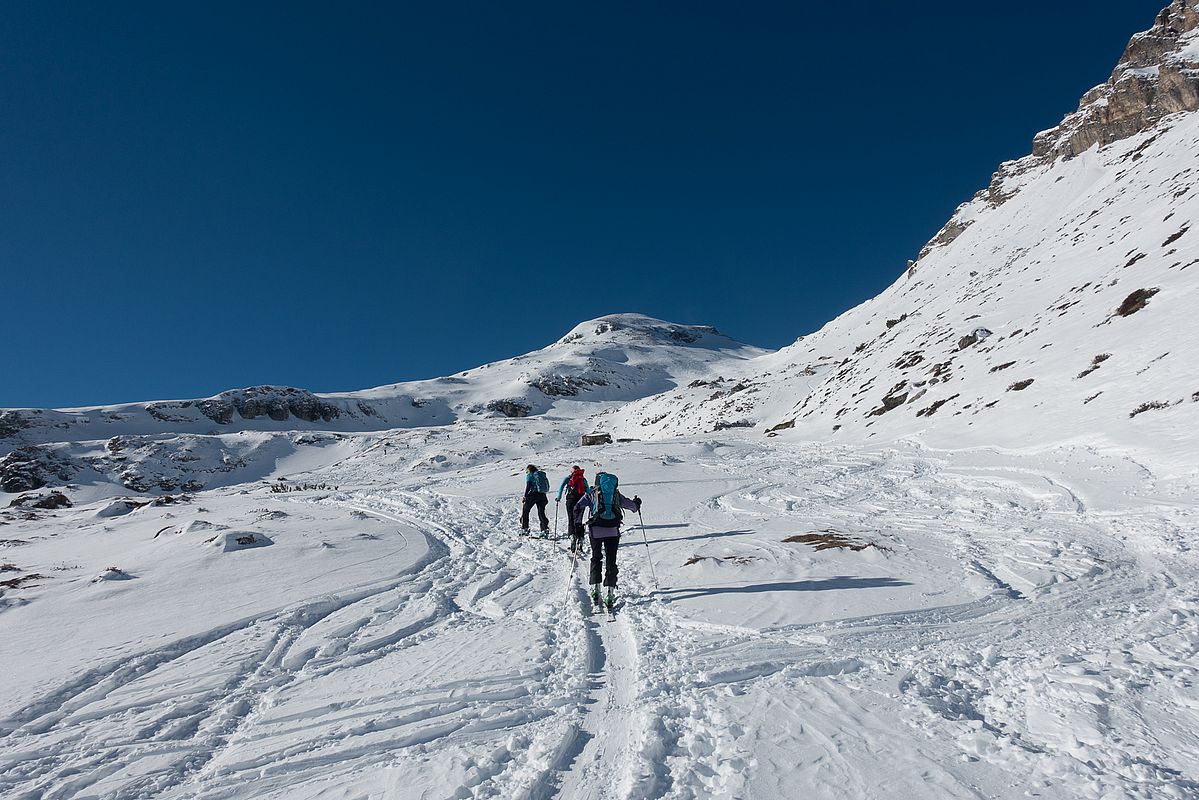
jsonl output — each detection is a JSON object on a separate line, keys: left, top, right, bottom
{"left": 565, "top": 491, "right": 582, "bottom": 543}
{"left": 589, "top": 533, "right": 620, "bottom": 587}
{"left": 521, "top": 492, "right": 549, "bottom": 531}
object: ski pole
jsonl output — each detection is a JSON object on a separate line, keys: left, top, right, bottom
{"left": 566, "top": 542, "right": 578, "bottom": 592}
{"left": 554, "top": 500, "right": 560, "bottom": 539}
{"left": 637, "top": 509, "right": 658, "bottom": 590}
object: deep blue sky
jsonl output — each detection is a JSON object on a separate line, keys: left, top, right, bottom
{"left": 0, "top": 1, "right": 1167, "bottom": 408}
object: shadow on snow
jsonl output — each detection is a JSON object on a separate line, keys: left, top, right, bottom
{"left": 653, "top": 576, "right": 913, "bottom": 601}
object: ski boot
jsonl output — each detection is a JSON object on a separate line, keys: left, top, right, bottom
{"left": 590, "top": 584, "right": 602, "bottom": 607}
{"left": 605, "top": 588, "right": 616, "bottom": 611}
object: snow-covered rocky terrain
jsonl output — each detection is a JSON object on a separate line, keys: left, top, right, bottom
{"left": 2, "top": 3, "right": 1198, "bottom": 799}
{"left": 0, "top": 315, "right": 763, "bottom": 497}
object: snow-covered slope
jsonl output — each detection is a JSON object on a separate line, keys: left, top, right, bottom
{"left": 0, "top": 314, "right": 765, "bottom": 495}
{"left": 607, "top": 2, "right": 1199, "bottom": 473}
{"left": 3, "top": 6, "right": 1199, "bottom": 799}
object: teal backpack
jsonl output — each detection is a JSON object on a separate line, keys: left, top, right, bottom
{"left": 530, "top": 470, "right": 550, "bottom": 493}
{"left": 592, "top": 472, "right": 622, "bottom": 528}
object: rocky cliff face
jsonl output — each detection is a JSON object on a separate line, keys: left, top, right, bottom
{"left": 1033, "top": 0, "right": 1199, "bottom": 161}
{"left": 917, "top": 1, "right": 1199, "bottom": 260}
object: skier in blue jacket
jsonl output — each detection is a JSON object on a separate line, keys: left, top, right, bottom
{"left": 573, "top": 470, "right": 641, "bottom": 608}
{"left": 521, "top": 464, "right": 550, "bottom": 535}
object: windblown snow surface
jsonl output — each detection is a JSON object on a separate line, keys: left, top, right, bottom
{"left": 4, "top": 7, "right": 1199, "bottom": 800}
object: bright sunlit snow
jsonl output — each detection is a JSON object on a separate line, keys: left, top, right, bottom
{"left": 3, "top": 4, "right": 1199, "bottom": 799}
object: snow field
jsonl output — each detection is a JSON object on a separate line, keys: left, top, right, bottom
{"left": 1, "top": 429, "right": 1197, "bottom": 798}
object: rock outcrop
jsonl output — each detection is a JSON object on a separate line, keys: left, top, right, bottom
{"left": 1034, "top": 0, "right": 1199, "bottom": 160}
{"left": 0, "top": 447, "right": 77, "bottom": 493}
{"left": 920, "top": 1, "right": 1199, "bottom": 262}
{"left": 188, "top": 386, "right": 342, "bottom": 425}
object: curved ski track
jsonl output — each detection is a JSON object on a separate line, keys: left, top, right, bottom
{"left": 2, "top": 442, "right": 1196, "bottom": 799}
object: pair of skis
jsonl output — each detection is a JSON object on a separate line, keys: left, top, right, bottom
{"left": 517, "top": 529, "right": 553, "bottom": 539}
{"left": 591, "top": 587, "right": 618, "bottom": 620}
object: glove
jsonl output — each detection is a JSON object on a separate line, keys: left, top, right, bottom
{"left": 634, "top": 496, "right": 642, "bottom": 511}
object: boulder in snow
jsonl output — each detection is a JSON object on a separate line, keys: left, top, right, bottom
{"left": 9, "top": 491, "right": 71, "bottom": 510}
{"left": 92, "top": 566, "right": 135, "bottom": 582}
{"left": 212, "top": 531, "right": 273, "bottom": 552}
{"left": 96, "top": 499, "right": 146, "bottom": 518}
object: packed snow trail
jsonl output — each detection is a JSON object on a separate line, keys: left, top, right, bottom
{"left": 1, "top": 436, "right": 1197, "bottom": 798}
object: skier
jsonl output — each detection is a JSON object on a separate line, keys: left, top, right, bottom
{"left": 521, "top": 464, "right": 551, "bottom": 536}
{"left": 573, "top": 470, "right": 642, "bottom": 610}
{"left": 555, "top": 465, "right": 590, "bottom": 554}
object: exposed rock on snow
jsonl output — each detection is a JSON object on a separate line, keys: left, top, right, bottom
{"left": 483, "top": 399, "right": 532, "bottom": 418}
{"left": 1034, "top": 0, "right": 1199, "bottom": 161}
{"left": 189, "top": 386, "right": 343, "bottom": 425}
{"left": 0, "top": 412, "right": 28, "bottom": 440}
{"left": 1115, "top": 287, "right": 1160, "bottom": 316}
{"left": 211, "top": 531, "right": 273, "bottom": 552}
{"left": 0, "top": 447, "right": 77, "bottom": 493}
{"left": 95, "top": 499, "right": 144, "bottom": 518}
{"left": 91, "top": 567, "right": 134, "bottom": 582}
{"left": 8, "top": 491, "right": 71, "bottom": 510}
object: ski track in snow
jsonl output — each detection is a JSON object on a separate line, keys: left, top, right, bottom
{"left": 1, "top": 440, "right": 1197, "bottom": 798}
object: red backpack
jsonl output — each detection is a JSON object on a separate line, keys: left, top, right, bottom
{"left": 568, "top": 471, "right": 587, "bottom": 496}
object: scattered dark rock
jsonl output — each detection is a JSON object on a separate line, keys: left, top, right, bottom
{"left": 990, "top": 361, "right": 1017, "bottom": 373}
{"left": 0, "top": 447, "right": 77, "bottom": 493}
{"left": 886, "top": 314, "right": 909, "bottom": 328}
{"left": 957, "top": 327, "right": 993, "bottom": 350}
{"left": 765, "top": 419, "right": 795, "bottom": 434}
{"left": 531, "top": 375, "right": 609, "bottom": 397}
{"left": 0, "top": 572, "right": 47, "bottom": 591}
{"left": 1116, "top": 287, "right": 1159, "bottom": 316}
{"left": 8, "top": 491, "right": 71, "bottom": 510}
{"left": 486, "top": 399, "right": 532, "bottom": 418}
{"left": 869, "top": 383, "right": 910, "bottom": 417}
{"left": 1130, "top": 400, "right": 1171, "bottom": 417}
{"left": 1162, "top": 226, "right": 1189, "bottom": 247}
{"left": 1077, "top": 353, "right": 1112, "bottom": 379}
{"left": 146, "top": 402, "right": 194, "bottom": 423}
{"left": 195, "top": 386, "right": 342, "bottom": 425}
{"left": 683, "top": 554, "right": 759, "bottom": 567}
{"left": 929, "top": 361, "right": 953, "bottom": 379}
{"left": 916, "top": 394, "right": 960, "bottom": 418}
{"left": 0, "top": 411, "right": 29, "bottom": 440}
{"left": 783, "top": 531, "right": 878, "bottom": 552}
{"left": 1008, "top": 379, "right": 1035, "bottom": 391}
